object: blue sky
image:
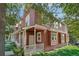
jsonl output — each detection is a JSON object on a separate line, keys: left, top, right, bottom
{"left": 55, "top": 8, "right": 64, "bottom": 19}
{"left": 48, "top": 4, "right": 64, "bottom": 19}
{"left": 19, "top": 7, "right": 24, "bottom": 17}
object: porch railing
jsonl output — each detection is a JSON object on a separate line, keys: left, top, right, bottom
{"left": 25, "top": 43, "right": 44, "bottom": 55}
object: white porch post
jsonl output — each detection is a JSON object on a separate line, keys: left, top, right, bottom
{"left": 23, "top": 28, "right": 27, "bottom": 55}
{"left": 67, "top": 34, "right": 69, "bottom": 46}
{"left": 19, "top": 32, "right": 21, "bottom": 47}
{"left": 12, "top": 34, "right": 14, "bottom": 42}
{"left": 44, "top": 30, "right": 46, "bottom": 49}
{"left": 29, "top": 28, "right": 36, "bottom": 56}
{"left": 11, "top": 34, "right": 13, "bottom": 42}
{"left": 34, "top": 27, "right": 36, "bottom": 48}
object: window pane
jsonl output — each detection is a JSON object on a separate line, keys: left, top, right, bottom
{"left": 51, "top": 32, "right": 57, "bottom": 40}
{"left": 61, "top": 34, "right": 64, "bottom": 40}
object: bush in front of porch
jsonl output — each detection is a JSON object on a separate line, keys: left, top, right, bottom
{"left": 32, "top": 45, "right": 79, "bottom": 56}
{"left": 12, "top": 43, "right": 24, "bottom": 56}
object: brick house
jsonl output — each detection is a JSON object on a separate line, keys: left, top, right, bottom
{"left": 11, "top": 9, "right": 69, "bottom": 55}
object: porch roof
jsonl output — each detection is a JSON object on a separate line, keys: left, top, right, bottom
{"left": 12, "top": 24, "right": 68, "bottom": 34}
{"left": 24, "top": 24, "right": 67, "bottom": 33}
{"left": 23, "top": 24, "right": 48, "bottom": 31}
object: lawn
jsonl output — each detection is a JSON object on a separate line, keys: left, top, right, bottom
{"left": 32, "top": 45, "right": 79, "bottom": 56}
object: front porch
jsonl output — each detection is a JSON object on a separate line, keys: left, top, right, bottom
{"left": 22, "top": 24, "right": 68, "bottom": 55}
{"left": 25, "top": 42, "right": 67, "bottom": 55}
{"left": 24, "top": 24, "right": 47, "bottom": 55}
{"left": 23, "top": 25, "right": 68, "bottom": 55}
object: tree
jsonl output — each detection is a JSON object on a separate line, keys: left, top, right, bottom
{"left": 5, "top": 4, "right": 21, "bottom": 39}
{"left": 64, "top": 19, "right": 79, "bottom": 43}
{"left": 61, "top": 3, "right": 79, "bottom": 43}
{"left": 60, "top": 3, "right": 79, "bottom": 19}
{"left": 0, "top": 4, "right": 6, "bottom": 56}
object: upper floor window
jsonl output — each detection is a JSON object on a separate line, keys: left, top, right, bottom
{"left": 60, "top": 23, "right": 62, "bottom": 27}
{"left": 54, "top": 22, "right": 58, "bottom": 29}
{"left": 25, "top": 14, "right": 30, "bottom": 26}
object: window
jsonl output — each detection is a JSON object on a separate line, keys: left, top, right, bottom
{"left": 61, "top": 34, "right": 64, "bottom": 40}
{"left": 37, "top": 32, "right": 41, "bottom": 42}
{"left": 25, "top": 14, "right": 30, "bottom": 26}
{"left": 60, "top": 23, "right": 62, "bottom": 27}
{"left": 54, "top": 22, "right": 58, "bottom": 29}
{"left": 51, "top": 32, "right": 57, "bottom": 40}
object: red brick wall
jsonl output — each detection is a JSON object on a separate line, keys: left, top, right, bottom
{"left": 26, "top": 31, "right": 34, "bottom": 45}
{"left": 43, "top": 30, "right": 51, "bottom": 48}
{"left": 58, "top": 32, "right": 61, "bottom": 44}
{"left": 29, "top": 9, "right": 35, "bottom": 26}
{"left": 58, "top": 32, "right": 67, "bottom": 44}
{"left": 64, "top": 34, "right": 66, "bottom": 43}
{"left": 61, "top": 33, "right": 66, "bottom": 44}
{"left": 21, "top": 9, "right": 42, "bottom": 27}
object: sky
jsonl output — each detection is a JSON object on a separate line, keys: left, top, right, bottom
{"left": 55, "top": 8, "right": 64, "bottom": 19}
{"left": 18, "top": 4, "right": 64, "bottom": 20}
{"left": 48, "top": 4, "right": 64, "bottom": 19}
{"left": 19, "top": 7, "right": 24, "bottom": 17}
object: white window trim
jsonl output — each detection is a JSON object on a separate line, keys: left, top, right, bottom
{"left": 61, "top": 34, "right": 65, "bottom": 40}
{"left": 51, "top": 32, "right": 57, "bottom": 41}
{"left": 25, "top": 14, "right": 30, "bottom": 26}
{"left": 60, "top": 23, "right": 62, "bottom": 27}
{"left": 51, "top": 32, "right": 58, "bottom": 45}
{"left": 54, "top": 22, "right": 58, "bottom": 29}
{"left": 37, "top": 32, "right": 41, "bottom": 42}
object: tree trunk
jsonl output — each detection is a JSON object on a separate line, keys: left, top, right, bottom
{"left": 0, "top": 4, "right": 6, "bottom": 56}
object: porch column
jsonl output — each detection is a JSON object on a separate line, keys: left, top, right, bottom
{"left": 34, "top": 27, "right": 36, "bottom": 45}
{"left": 44, "top": 30, "right": 47, "bottom": 49}
{"left": 19, "top": 32, "right": 22, "bottom": 47}
{"left": 67, "top": 34, "right": 69, "bottom": 46}
{"left": 19, "top": 32, "right": 20, "bottom": 46}
{"left": 23, "top": 28, "right": 27, "bottom": 55}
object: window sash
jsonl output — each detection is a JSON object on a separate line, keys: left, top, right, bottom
{"left": 37, "top": 32, "right": 41, "bottom": 42}
{"left": 51, "top": 32, "right": 57, "bottom": 40}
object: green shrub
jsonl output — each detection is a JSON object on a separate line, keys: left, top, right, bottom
{"left": 32, "top": 45, "right": 79, "bottom": 56}
{"left": 12, "top": 43, "right": 24, "bottom": 56}
{"left": 12, "top": 47, "right": 24, "bottom": 56}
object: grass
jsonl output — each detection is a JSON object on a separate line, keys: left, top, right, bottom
{"left": 32, "top": 45, "right": 79, "bottom": 56}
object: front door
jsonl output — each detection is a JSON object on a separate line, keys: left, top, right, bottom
{"left": 29, "top": 35, "right": 34, "bottom": 45}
